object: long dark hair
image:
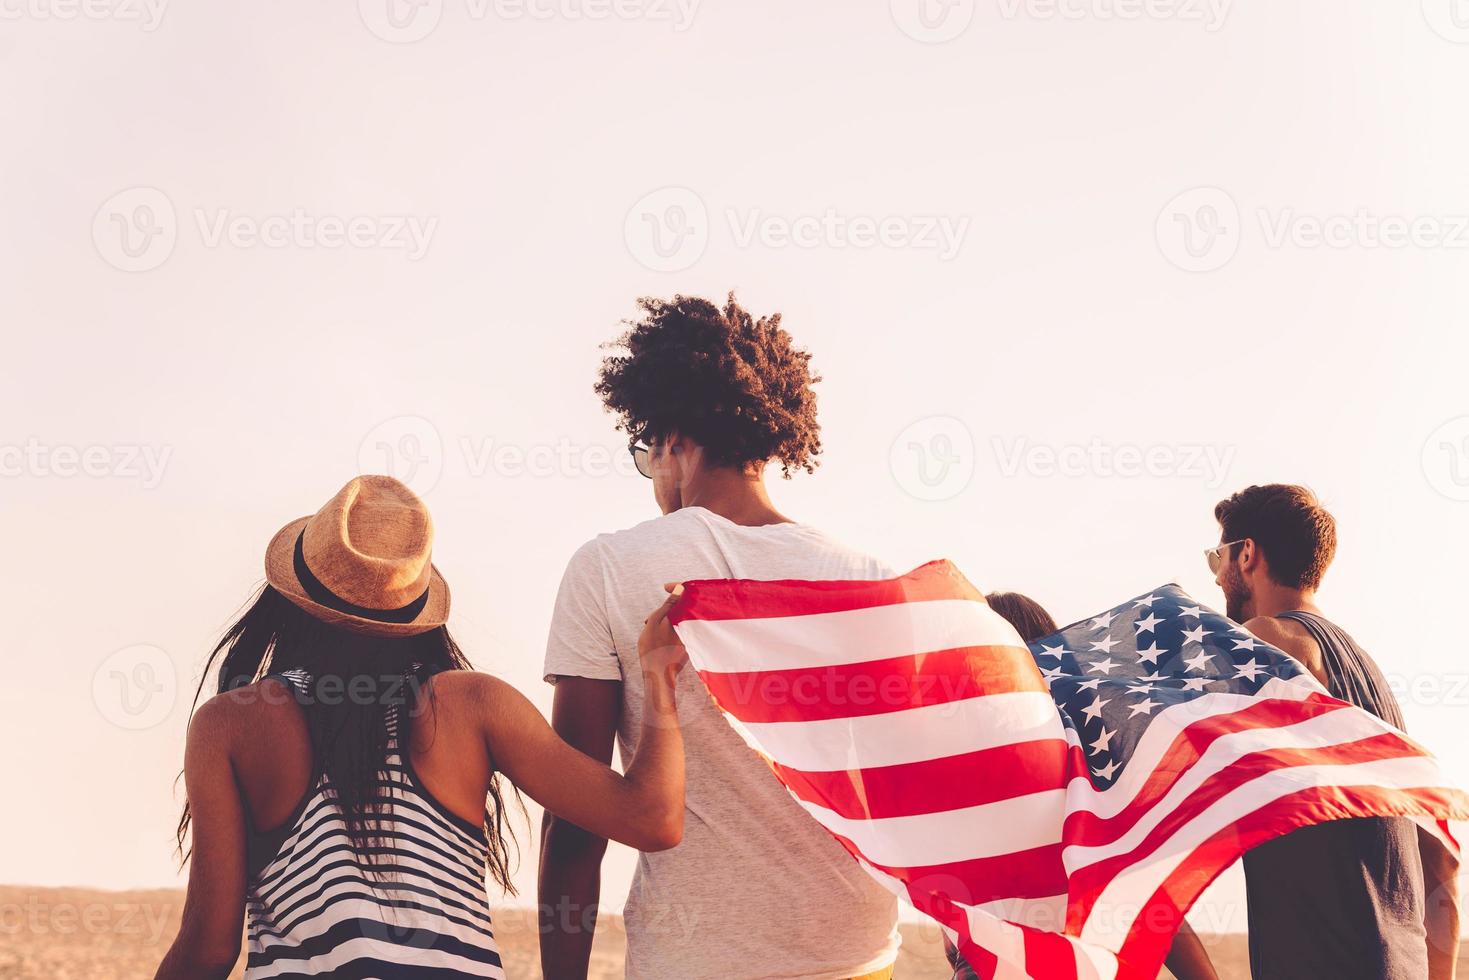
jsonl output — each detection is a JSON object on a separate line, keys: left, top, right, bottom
{"left": 176, "top": 585, "right": 521, "bottom": 893}
{"left": 986, "top": 591, "right": 1060, "bottom": 644}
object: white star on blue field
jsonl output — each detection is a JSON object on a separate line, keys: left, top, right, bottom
{"left": 1026, "top": 585, "right": 1310, "bottom": 788}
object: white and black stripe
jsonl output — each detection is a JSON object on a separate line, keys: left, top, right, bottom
{"left": 245, "top": 671, "right": 504, "bottom": 979}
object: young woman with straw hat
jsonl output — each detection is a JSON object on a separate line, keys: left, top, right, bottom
{"left": 153, "top": 475, "right": 687, "bottom": 979}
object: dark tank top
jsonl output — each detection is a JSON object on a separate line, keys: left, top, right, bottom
{"left": 1242, "top": 611, "right": 1427, "bottom": 980}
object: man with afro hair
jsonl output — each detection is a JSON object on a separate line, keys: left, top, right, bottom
{"left": 539, "top": 294, "right": 901, "bottom": 980}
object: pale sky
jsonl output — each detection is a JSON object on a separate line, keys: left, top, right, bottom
{"left": 4, "top": 0, "right": 1469, "bottom": 936}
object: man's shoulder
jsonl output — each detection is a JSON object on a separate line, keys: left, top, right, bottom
{"left": 568, "top": 509, "right": 705, "bottom": 562}
{"left": 1245, "top": 614, "right": 1311, "bottom": 646}
{"left": 1245, "top": 615, "right": 1326, "bottom": 683}
{"left": 565, "top": 508, "right": 890, "bottom": 581}
{"left": 1245, "top": 615, "right": 1317, "bottom": 655}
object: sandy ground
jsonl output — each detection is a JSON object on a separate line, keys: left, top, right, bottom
{"left": 2, "top": 884, "right": 1461, "bottom": 978}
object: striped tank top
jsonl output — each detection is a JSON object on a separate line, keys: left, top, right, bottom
{"left": 243, "top": 670, "right": 505, "bottom": 979}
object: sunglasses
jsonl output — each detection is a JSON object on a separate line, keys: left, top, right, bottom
{"left": 631, "top": 444, "right": 652, "bottom": 479}
{"left": 1205, "top": 539, "right": 1247, "bottom": 575}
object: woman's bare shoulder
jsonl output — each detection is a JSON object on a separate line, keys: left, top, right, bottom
{"left": 189, "top": 678, "right": 303, "bottom": 740}
{"left": 425, "top": 670, "right": 530, "bottom": 710}
{"left": 424, "top": 670, "right": 541, "bottom": 734}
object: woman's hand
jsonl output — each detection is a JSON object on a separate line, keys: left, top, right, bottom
{"left": 639, "top": 584, "right": 689, "bottom": 685}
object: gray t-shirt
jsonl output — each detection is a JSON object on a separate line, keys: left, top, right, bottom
{"left": 544, "top": 506, "right": 902, "bottom": 980}
{"left": 1242, "top": 611, "right": 1427, "bottom": 979}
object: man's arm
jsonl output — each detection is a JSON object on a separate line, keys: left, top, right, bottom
{"left": 1421, "top": 827, "right": 1461, "bottom": 980}
{"left": 538, "top": 676, "right": 622, "bottom": 980}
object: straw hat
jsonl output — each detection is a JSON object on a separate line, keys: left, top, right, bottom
{"left": 264, "top": 475, "right": 450, "bottom": 636}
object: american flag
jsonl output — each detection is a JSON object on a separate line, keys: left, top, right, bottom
{"left": 668, "top": 560, "right": 1469, "bottom": 980}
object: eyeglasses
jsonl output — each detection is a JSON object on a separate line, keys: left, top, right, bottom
{"left": 1205, "top": 539, "right": 1247, "bottom": 575}
{"left": 631, "top": 444, "right": 652, "bottom": 479}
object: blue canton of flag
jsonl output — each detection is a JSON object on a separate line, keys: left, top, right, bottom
{"left": 1028, "top": 584, "right": 1315, "bottom": 788}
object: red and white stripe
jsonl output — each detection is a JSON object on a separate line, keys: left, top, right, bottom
{"left": 669, "top": 560, "right": 1469, "bottom": 980}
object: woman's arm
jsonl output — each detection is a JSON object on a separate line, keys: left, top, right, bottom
{"left": 482, "top": 590, "right": 687, "bottom": 852}
{"left": 154, "top": 697, "right": 248, "bottom": 980}
{"left": 1164, "top": 920, "right": 1219, "bottom": 980}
